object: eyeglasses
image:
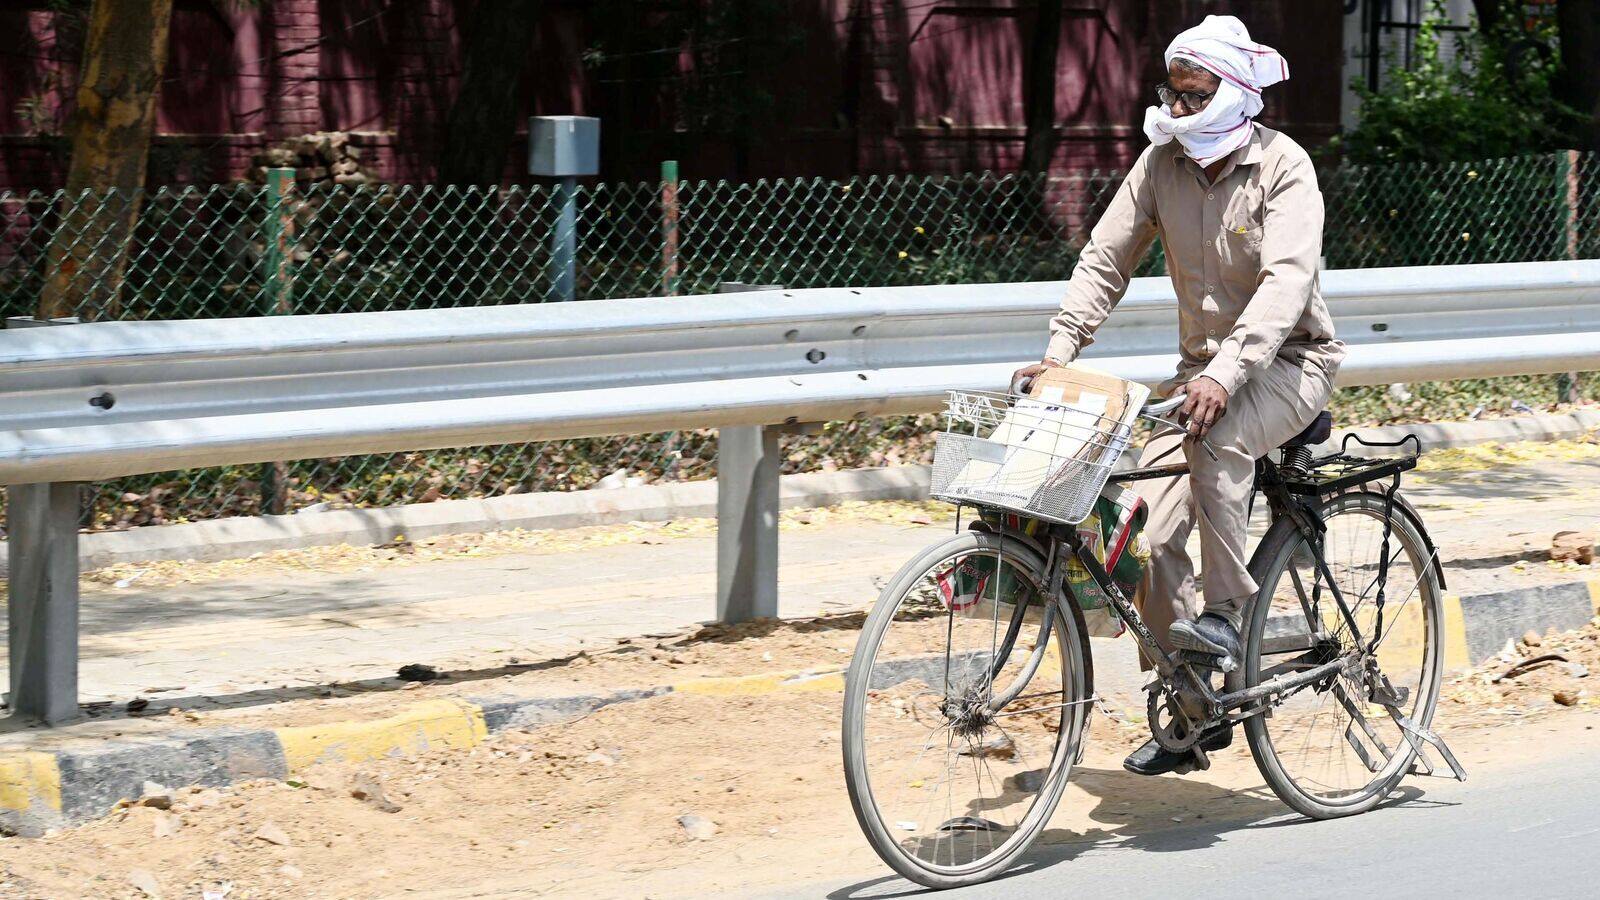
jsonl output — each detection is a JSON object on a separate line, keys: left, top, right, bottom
{"left": 1155, "top": 83, "right": 1214, "bottom": 110}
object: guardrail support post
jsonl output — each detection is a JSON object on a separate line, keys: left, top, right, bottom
{"left": 6, "top": 482, "right": 81, "bottom": 724}
{"left": 716, "top": 425, "right": 781, "bottom": 623}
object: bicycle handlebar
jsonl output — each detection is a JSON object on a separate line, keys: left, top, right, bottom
{"left": 1142, "top": 394, "right": 1186, "bottom": 417}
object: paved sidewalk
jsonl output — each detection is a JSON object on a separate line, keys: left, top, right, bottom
{"left": 4, "top": 455, "right": 1599, "bottom": 713}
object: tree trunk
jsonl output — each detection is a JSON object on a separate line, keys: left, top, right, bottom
{"left": 438, "top": 1, "right": 541, "bottom": 185}
{"left": 1021, "top": 0, "right": 1064, "bottom": 175}
{"left": 1557, "top": 0, "right": 1600, "bottom": 150}
{"left": 37, "top": 0, "right": 173, "bottom": 321}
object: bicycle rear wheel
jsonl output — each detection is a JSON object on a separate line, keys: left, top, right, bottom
{"left": 842, "top": 530, "right": 1091, "bottom": 888}
{"left": 1239, "top": 490, "right": 1443, "bottom": 819}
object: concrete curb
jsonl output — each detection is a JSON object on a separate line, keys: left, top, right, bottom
{"left": 3, "top": 410, "right": 1596, "bottom": 575}
{"left": 1, "top": 465, "right": 934, "bottom": 575}
{"left": 1458, "top": 580, "right": 1600, "bottom": 662}
{"left": 4, "top": 575, "right": 1597, "bottom": 836}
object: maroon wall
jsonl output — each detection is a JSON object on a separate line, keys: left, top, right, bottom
{"left": 0, "top": 0, "right": 1343, "bottom": 190}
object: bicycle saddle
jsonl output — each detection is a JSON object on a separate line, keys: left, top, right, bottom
{"left": 1280, "top": 410, "right": 1332, "bottom": 449}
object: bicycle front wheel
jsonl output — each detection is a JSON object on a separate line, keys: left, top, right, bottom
{"left": 842, "top": 530, "right": 1091, "bottom": 889}
{"left": 1239, "top": 490, "right": 1443, "bottom": 819}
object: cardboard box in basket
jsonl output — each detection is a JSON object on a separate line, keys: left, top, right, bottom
{"left": 1027, "top": 363, "right": 1141, "bottom": 425}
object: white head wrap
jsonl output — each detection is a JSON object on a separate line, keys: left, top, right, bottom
{"left": 1142, "top": 15, "right": 1288, "bottom": 167}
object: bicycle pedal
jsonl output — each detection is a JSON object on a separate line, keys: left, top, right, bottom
{"left": 1178, "top": 650, "right": 1237, "bottom": 673}
{"left": 1173, "top": 745, "right": 1211, "bottom": 775}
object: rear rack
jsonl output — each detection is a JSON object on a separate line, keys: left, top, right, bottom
{"left": 1282, "top": 433, "right": 1421, "bottom": 496}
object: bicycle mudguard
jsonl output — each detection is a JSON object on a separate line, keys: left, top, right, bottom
{"left": 1250, "top": 488, "right": 1447, "bottom": 594}
{"left": 1328, "top": 487, "right": 1447, "bottom": 593}
{"left": 965, "top": 518, "right": 1052, "bottom": 564}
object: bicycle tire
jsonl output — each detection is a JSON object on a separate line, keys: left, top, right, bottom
{"left": 842, "top": 530, "right": 1093, "bottom": 888}
{"left": 1237, "top": 490, "right": 1443, "bottom": 819}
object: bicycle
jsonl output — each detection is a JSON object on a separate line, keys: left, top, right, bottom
{"left": 841, "top": 387, "right": 1466, "bottom": 889}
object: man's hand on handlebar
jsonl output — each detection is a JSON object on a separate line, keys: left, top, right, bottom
{"left": 1180, "top": 375, "right": 1228, "bottom": 438}
{"left": 1010, "top": 359, "right": 1063, "bottom": 395}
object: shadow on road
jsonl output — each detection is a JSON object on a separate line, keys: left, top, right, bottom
{"left": 824, "top": 766, "right": 1447, "bottom": 898}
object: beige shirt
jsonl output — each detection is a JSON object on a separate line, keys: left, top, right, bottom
{"left": 1046, "top": 125, "right": 1345, "bottom": 395}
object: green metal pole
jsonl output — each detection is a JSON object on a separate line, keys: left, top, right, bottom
{"left": 261, "top": 168, "right": 296, "bottom": 513}
{"left": 661, "top": 160, "right": 680, "bottom": 296}
{"left": 263, "top": 168, "right": 296, "bottom": 315}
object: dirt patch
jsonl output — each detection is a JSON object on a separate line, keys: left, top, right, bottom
{"left": 1443, "top": 617, "right": 1600, "bottom": 721}
{"left": 5, "top": 688, "right": 1595, "bottom": 900}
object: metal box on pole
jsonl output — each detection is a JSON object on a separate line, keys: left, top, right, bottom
{"left": 529, "top": 116, "right": 600, "bottom": 302}
{"left": 528, "top": 116, "right": 600, "bottom": 177}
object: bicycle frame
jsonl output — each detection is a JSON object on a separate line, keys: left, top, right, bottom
{"left": 963, "top": 402, "right": 1453, "bottom": 747}
{"left": 977, "top": 453, "right": 1370, "bottom": 724}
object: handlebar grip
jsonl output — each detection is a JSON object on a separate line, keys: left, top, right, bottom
{"left": 1143, "top": 393, "right": 1186, "bottom": 416}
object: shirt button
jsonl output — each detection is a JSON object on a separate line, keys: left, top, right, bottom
{"left": 1208, "top": 329, "right": 1216, "bottom": 336}
{"left": 1205, "top": 240, "right": 1212, "bottom": 247}
{"left": 1206, "top": 284, "right": 1215, "bottom": 292}
{"left": 1207, "top": 193, "right": 1215, "bottom": 200}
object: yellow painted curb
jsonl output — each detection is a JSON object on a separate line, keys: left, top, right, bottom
{"left": 275, "top": 698, "right": 489, "bottom": 771}
{"left": 1440, "top": 593, "right": 1471, "bottom": 671}
{"left": 1587, "top": 578, "right": 1600, "bottom": 618}
{"left": 0, "top": 752, "right": 61, "bottom": 814}
{"left": 672, "top": 669, "right": 846, "bottom": 697}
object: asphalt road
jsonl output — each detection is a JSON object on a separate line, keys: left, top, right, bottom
{"left": 763, "top": 721, "right": 1600, "bottom": 900}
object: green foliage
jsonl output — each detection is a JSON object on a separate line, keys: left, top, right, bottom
{"left": 1331, "top": 3, "right": 1574, "bottom": 164}
{"left": 1321, "top": 152, "right": 1581, "bottom": 268}
{"left": 1331, "top": 373, "right": 1597, "bottom": 428}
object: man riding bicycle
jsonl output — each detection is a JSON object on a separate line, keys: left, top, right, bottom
{"left": 1012, "top": 15, "right": 1346, "bottom": 777}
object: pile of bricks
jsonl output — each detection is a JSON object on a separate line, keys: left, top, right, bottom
{"left": 246, "top": 132, "right": 383, "bottom": 188}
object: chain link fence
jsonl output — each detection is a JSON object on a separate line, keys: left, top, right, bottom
{"left": 0, "top": 150, "right": 1594, "bottom": 532}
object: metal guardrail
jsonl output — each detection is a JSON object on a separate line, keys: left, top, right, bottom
{"left": 4, "top": 258, "right": 1600, "bottom": 724}
{"left": 5, "top": 259, "right": 1600, "bottom": 484}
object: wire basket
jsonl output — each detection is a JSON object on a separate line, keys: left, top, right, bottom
{"left": 929, "top": 390, "right": 1135, "bottom": 524}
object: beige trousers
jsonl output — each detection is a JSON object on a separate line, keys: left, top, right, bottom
{"left": 1131, "top": 356, "right": 1334, "bottom": 661}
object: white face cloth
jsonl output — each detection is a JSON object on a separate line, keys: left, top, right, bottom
{"left": 1142, "top": 15, "right": 1288, "bottom": 168}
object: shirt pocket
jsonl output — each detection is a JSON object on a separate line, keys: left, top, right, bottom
{"left": 1223, "top": 220, "right": 1263, "bottom": 247}
{"left": 1220, "top": 190, "right": 1264, "bottom": 250}
{"left": 1218, "top": 218, "right": 1263, "bottom": 273}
